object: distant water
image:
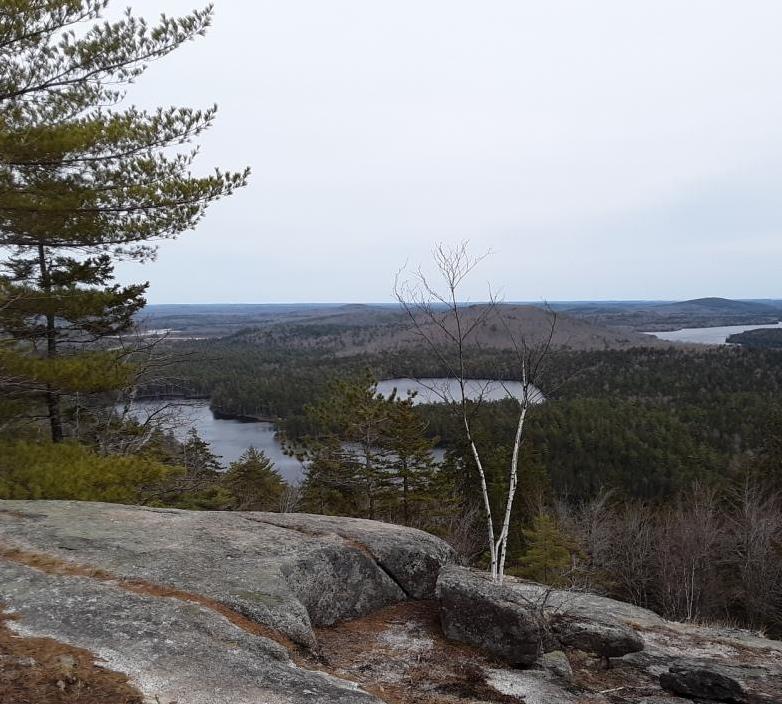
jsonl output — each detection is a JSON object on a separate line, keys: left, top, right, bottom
{"left": 126, "top": 400, "right": 304, "bottom": 483}
{"left": 645, "top": 322, "right": 782, "bottom": 345}
{"left": 126, "top": 378, "right": 531, "bottom": 484}
{"left": 375, "top": 378, "right": 543, "bottom": 404}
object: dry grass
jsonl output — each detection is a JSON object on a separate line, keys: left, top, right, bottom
{"left": 0, "top": 610, "right": 143, "bottom": 704}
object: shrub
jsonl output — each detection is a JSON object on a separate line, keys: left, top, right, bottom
{"left": 0, "top": 441, "right": 178, "bottom": 504}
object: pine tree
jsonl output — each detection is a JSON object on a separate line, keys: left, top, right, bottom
{"left": 299, "top": 436, "right": 365, "bottom": 516}
{"left": 222, "top": 447, "right": 286, "bottom": 511}
{"left": 0, "top": 2, "right": 248, "bottom": 441}
{"left": 0, "top": 438, "right": 176, "bottom": 503}
{"left": 382, "top": 393, "right": 436, "bottom": 525}
{"left": 181, "top": 428, "right": 222, "bottom": 478}
{"left": 153, "top": 428, "right": 225, "bottom": 509}
{"left": 302, "top": 373, "right": 393, "bottom": 519}
{"left": 516, "top": 513, "right": 575, "bottom": 586}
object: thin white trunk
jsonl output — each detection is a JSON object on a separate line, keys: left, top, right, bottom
{"left": 468, "top": 435, "right": 497, "bottom": 578}
{"left": 496, "top": 402, "right": 528, "bottom": 582}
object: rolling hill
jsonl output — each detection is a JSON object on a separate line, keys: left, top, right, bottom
{"left": 227, "top": 303, "right": 664, "bottom": 353}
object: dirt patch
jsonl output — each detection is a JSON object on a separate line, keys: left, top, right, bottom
{"left": 567, "top": 650, "right": 658, "bottom": 701}
{"left": 0, "top": 543, "right": 303, "bottom": 659}
{"left": 316, "top": 600, "right": 527, "bottom": 703}
{"left": 0, "top": 609, "right": 143, "bottom": 704}
{"left": 433, "top": 662, "right": 529, "bottom": 704}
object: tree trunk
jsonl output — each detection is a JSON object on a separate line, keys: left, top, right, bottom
{"left": 37, "top": 244, "right": 63, "bottom": 442}
{"left": 467, "top": 427, "right": 497, "bottom": 579}
{"left": 497, "top": 403, "right": 528, "bottom": 582}
{"left": 402, "top": 469, "right": 409, "bottom": 526}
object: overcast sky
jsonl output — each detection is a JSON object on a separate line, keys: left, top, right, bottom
{"left": 112, "top": 1, "right": 782, "bottom": 303}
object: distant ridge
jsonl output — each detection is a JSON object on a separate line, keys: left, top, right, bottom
{"left": 138, "top": 298, "right": 782, "bottom": 339}
{"left": 556, "top": 297, "right": 782, "bottom": 332}
{"left": 656, "top": 297, "right": 778, "bottom": 313}
{"left": 227, "top": 302, "right": 664, "bottom": 353}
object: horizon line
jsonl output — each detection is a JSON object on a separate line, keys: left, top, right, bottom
{"left": 141, "top": 296, "right": 782, "bottom": 307}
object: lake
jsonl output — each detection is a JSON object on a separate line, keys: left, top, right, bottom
{"left": 644, "top": 322, "right": 782, "bottom": 345}
{"left": 127, "top": 378, "right": 531, "bottom": 484}
{"left": 127, "top": 400, "right": 306, "bottom": 483}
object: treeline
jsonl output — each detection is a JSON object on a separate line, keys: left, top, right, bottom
{"left": 165, "top": 341, "right": 782, "bottom": 420}
{"left": 546, "top": 346, "right": 782, "bottom": 400}
{"left": 156, "top": 342, "right": 782, "bottom": 505}
{"left": 727, "top": 328, "right": 782, "bottom": 349}
{"left": 418, "top": 395, "right": 782, "bottom": 502}
{"left": 145, "top": 341, "right": 368, "bottom": 419}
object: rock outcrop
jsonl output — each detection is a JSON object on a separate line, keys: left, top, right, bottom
{"left": 437, "top": 563, "right": 548, "bottom": 665}
{"left": 249, "top": 512, "right": 448, "bottom": 599}
{"left": 0, "top": 501, "right": 452, "bottom": 647}
{"left": 0, "top": 500, "right": 453, "bottom": 704}
{"left": 2, "top": 559, "right": 379, "bottom": 704}
{"left": 436, "top": 566, "right": 781, "bottom": 702}
{"left": 1, "top": 500, "right": 781, "bottom": 704}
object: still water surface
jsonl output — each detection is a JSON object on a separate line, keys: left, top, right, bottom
{"left": 645, "top": 322, "right": 782, "bottom": 345}
{"left": 129, "top": 400, "right": 305, "bottom": 482}
{"left": 129, "top": 377, "right": 530, "bottom": 483}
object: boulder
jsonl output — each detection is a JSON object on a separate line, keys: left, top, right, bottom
{"left": 437, "top": 564, "right": 545, "bottom": 665}
{"left": 502, "top": 578, "right": 665, "bottom": 629}
{"left": 246, "top": 512, "right": 453, "bottom": 598}
{"left": 553, "top": 613, "right": 644, "bottom": 659}
{"left": 437, "top": 565, "right": 644, "bottom": 665}
{"left": 660, "top": 665, "right": 746, "bottom": 703}
{"left": 537, "top": 650, "right": 573, "bottom": 680}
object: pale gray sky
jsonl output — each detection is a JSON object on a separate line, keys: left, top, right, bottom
{"left": 113, "top": 1, "right": 782, "bottom": 303}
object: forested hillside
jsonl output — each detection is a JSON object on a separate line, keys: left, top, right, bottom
{"left": 728, "top": 328, "right": 782, "bottom": 349}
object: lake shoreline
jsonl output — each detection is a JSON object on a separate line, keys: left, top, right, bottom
{"left": 643, "top": 321, "right": 782, "bottom": 345}
{"left": 127, "top": 378, "right": 524, "bottom": 483}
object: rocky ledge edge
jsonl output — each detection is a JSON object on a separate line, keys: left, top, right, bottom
{"left": 0, "top": 500, "right": 780, "bottom": 704}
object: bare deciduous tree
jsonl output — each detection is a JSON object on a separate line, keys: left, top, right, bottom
{"left": 279, "top": 483, "right": 301, "bottom": 513}
{"left": 436, "top": 501, "right": 487, "bottom": 565}
{"left": 560, "top": 481, "right": 782, "bottom": 633}
{"left": 726, "top": 481, "right": 782, "bottom": 629}
{"left": 395, "top": 242, "right": 554, "bottom": 582}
